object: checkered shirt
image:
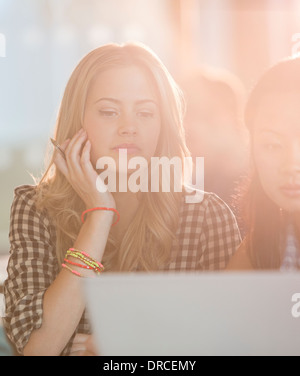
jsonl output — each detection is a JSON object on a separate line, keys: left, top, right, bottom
{"left": 3, "top": 185, "right": 241, "bottom": 355}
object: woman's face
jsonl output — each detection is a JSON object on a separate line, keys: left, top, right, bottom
{"left": 253, "top": 91, "right": 300, "bottom": 212}
{"left": 83, "top": 65, "right": 161, "bottom": 173}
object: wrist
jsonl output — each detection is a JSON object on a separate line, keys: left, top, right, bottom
{"left": 81, "top": 207, "right": 120, "bottom": 226}
{"left": 84, "top": 194, "right": 115, "bottom": 211}
{"left": 83, "top": 209, "right": 114, "bottom": 227}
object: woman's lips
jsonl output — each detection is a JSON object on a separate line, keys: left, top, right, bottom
{"left": 280, "top": 184, "right": 300, "bottom": 198}
{"left": 112, "top": 144, "right": 141, "bottom": 155}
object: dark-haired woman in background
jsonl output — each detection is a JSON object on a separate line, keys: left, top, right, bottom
{"left": 227, "top": 56, "right": 300, "bottom": 270}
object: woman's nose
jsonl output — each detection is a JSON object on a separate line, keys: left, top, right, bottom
{"left": 118, "top": 113, "right": 137, "bottom": 136}
{"left": 280, "top": 144, "right": 300, "bottom": 176}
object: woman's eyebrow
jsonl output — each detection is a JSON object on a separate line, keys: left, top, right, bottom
{"left": 94, "top": 97, "right": 158, "bottom": 106}
{"left": 94, "top": 97, "right": 120, "bottom": 105}
{"left": 135, "top": 99, "right": 158, "bottom": 106}
{"left": 259, "top": 129, "right": 281, "bottom": 136}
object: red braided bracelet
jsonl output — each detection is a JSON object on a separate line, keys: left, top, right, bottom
{"left": 64, "top": 258, "right": 93, "bottom": 270}
{"left": 81, "top": 207, "right": 120, "bottom": 225}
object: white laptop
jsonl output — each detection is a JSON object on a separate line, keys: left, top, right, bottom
{"left": 83, "top": 272, "right": 300, "bottom": 356}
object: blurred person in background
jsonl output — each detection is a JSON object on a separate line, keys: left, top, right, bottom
{"left": 227, "top": 56, "right": 300, "bottom": 270}
{"left": 3, "top": 42, "right": 241, "bottom": 355}
{"left": 181, "top": 67, "right": 249, "bottom": 212}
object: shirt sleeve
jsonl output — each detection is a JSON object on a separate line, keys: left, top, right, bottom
{"left": 3, "top": 185, "right": 58, "bottom": 355}
{"left": 197, "top": 193, "right": 241, "bottom": 270}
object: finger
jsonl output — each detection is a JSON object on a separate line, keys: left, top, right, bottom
{"left": 59, "top": 138, "right": 71, "bottom": 151}
{"left": 71, "top": 334, "right": 99, "bottom": 355}
{"left": 70, "top": 334, "right": 88, "bottom": 355}
{"left": 70, "top": 343, "right": 87, "bottom": 352}
{"left": 80, "top": 140, "right": 97, "bottom": 178}
{"left": 80, "top": 139, "right": 91, "bottom": 164}
{"left": 72, "top": 333, "right": 90, "bottom": 344}
{"left": 66, "top": 130, "right": 88, "bottom": 176}
{"left": 53, "top": 139, "right": 71, "bottom": 177}
{"left": 54, "top": 153, "right": 68, "bottom": 177}
{"left": 85, "top": 334, "right": 99, "bottom": 355}
{"left": 65, "top": 128, "right": 86, "bottom": 161}
{"left": 65, "top": 128, "right": 84, "bottom": 151}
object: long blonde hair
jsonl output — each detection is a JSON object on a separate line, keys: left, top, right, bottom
{"left": 35, "top": 42, "right": 190, "bottom": 271}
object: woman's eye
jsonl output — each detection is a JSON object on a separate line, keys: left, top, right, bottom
{"left": 137, "top": 111, "right": 154, "bottom": 119}
{"left": 99, "top": 110, "right": 119, "bottom": 117}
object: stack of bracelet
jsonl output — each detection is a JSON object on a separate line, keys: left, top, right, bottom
{"left": 61, "top": 247, "right": 104, "bottom": 277}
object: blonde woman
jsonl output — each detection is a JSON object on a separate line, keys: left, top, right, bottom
{"left": 3, "top": 43, "right": 241, "bottom": 356}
